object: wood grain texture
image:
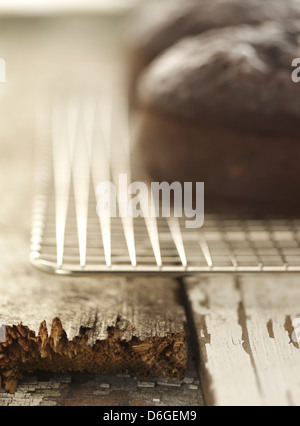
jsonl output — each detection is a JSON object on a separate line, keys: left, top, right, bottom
{"left": 0, "top": 264, "right": 185, "bottom": 345}
{"left": 184, "top": 274, "right": 300, "bottom": 406}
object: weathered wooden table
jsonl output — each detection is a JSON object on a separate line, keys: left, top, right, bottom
{"left": 0, "top": 15, "right": 299, "bottom": 406}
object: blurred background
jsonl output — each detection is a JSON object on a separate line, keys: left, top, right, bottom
{"left": 0, "top": 0, "right": 145, "bottom": 233}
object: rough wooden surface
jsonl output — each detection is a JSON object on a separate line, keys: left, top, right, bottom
{"left": 0, "top": 269, "right": 185, "bottom": 345}
{"left": 184, "top": 275, "right": 300, "bottom": 406}
{"left": 0, "top": 264, "right": 187, "bottom": 390}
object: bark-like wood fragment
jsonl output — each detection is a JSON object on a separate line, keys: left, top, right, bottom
{"left": 0, "top": 275, "right": 187, "bottom": 393}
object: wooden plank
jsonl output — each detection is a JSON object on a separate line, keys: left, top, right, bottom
{"left": 239, "top": 275, "right": 300, "bottom": 406}
{"left": 0, "top": 256, "right": 187, "bottom": 392}
{"left": 184, "top": 275, "right": 262, "bottom": 406}
{"left": 184, "top": 275, "right": 300, "bottom": 406}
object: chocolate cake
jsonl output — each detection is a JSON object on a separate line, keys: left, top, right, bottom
{"left": 135, "top": 20, "right": 300, "bottom": 215}
{"left": 127, "top": 0, "right": 300, "bottom": 86}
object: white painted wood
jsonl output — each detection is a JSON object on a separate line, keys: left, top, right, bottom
{"left": 185, "top": 276, "right": 262, "bottom": 406}
{"left": 185, "top": 275, "right": 300, "bottom": 406}
{"left": 240, "top": 275, "right": 300, "bottom": 406}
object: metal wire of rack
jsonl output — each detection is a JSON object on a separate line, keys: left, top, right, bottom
{"left": 30, "top": 94, "right": 300, "bottom": 275}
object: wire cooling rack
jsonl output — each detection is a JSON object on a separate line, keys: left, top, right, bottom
{"left": 30, "top": 94, "right": 300, "bottom": 275}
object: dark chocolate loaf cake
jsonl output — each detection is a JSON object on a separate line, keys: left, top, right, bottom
{"left": 127, "top": 0, "right": 300, "bottom": 86}
{"left": 135, "top": 20, "right": 300, "bottom": 215}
